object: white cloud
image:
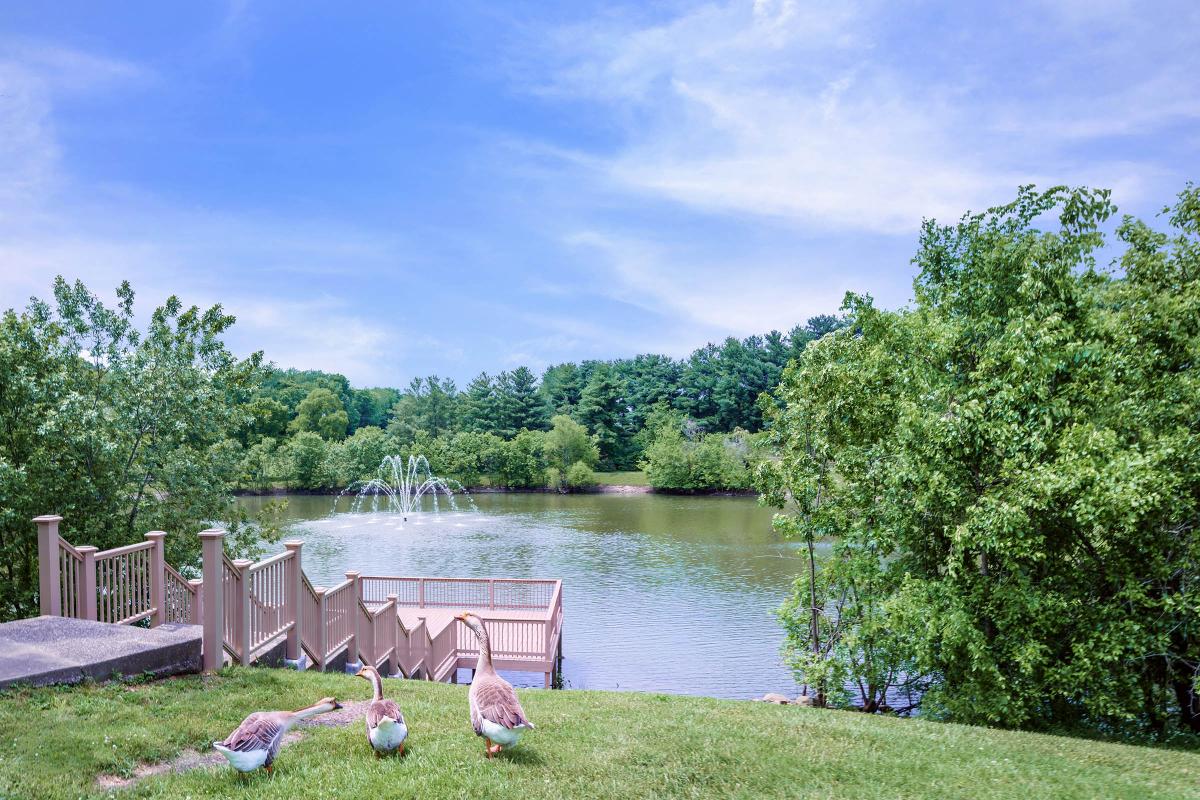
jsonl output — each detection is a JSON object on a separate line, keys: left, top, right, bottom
{"left": 520, "top": 0, "right": 1198, "bottom": 235}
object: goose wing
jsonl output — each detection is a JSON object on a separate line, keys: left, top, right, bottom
{"left": 220, "top": 711, "right": 287, "bottom": 756}
{"left": 470, "top": 675, "right": 533, "bottom": 733}
{"left": 366, "top": 698, "right": 404, "bottom": 729}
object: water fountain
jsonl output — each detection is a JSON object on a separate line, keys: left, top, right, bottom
{"left": 340, "top": 455, "right": 466, "bottom": 521}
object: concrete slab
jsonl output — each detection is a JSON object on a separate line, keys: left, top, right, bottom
{"left": 0, "top": 616, "right": 202, "bottom": 690}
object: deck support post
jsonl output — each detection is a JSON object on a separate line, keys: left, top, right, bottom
{"left": 146, "top": 532, "right": 167, "bottom": 627}
{"left": 199, "top": 529, "right": 226, "bottom": 672}
{"left": 78, "top": 547, "right": 98, "bottom": 621}
{"left": 283, "top": 541, "right": 303, "bottom": 663}
{"left": 34, "top": 515, "right": 64, "bottom": 617}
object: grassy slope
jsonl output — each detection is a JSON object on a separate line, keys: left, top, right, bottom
{"left": 592, "top": 470, "right": 651, "bottom": 486}
{"left": 1, "top": 669, "right": 1197, "bottom": 800}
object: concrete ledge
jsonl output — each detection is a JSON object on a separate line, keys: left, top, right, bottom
{"left": 0, "top": 616, "right": 202, "bottom": 690}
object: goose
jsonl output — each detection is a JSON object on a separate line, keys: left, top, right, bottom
{"left": 455, "top": 611, "right": 534, "bottom": 758}
{"left": 355, "top": 664, "right": 408, "bottom": 756}
{"left": 213, "top": 697, "right": 341, "bottom": 773}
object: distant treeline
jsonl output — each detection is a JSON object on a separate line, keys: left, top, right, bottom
{"left": 233, "top": 315, "right": 847, "bottom": 491}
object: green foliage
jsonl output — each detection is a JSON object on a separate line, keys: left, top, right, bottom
{"left": 576, "top": 363, "right": 630, "bottom": 469}
{"left": 494, "top": 429, "right": 546, "bottom": 488}
{"left": 763, "top": 184, "right": 1200, "bottom": 739}
{"left": 0, "top": 278, "right": 267, "bottom": 619}
{"left": 290, "top": 388, "right": 349, "bottom": 441}
{"left": 565, "top": 460, "right": 596, "bottom": 489}
{"left": 284, "top": 431, "right": 334, "bottom": 489}
{"left": 543, "top": 415, "right": 600, "bottom": 472}
{"left": 641, "top": 409, "right": 761, "bottom": 490}
{"left": 494, "top": 367, "right": 546, "bottom": 437}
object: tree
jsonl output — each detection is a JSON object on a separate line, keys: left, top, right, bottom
{"left": 543, "top": 415, "right": 599, "bottom": 489}
{"left": 234, "top": 396, "right": 290, "bottom": 445}
{"left": 291, "top": 388, "right": 349, "bottom": 440}
{"left": 494, "top": 367, "right": 546, "bottom": 437}
{"left": 285, "top": 431, "right": 332, "bottom": 489}
{"left": 762, "top": 184, "right": 1200, "bottom": 738}
{"left": 0, "top": 278, "right": 271, "bottom": 619}
{"left": 460, "top": 372, "right": 498, "bottom": 434}
{"left": 576, "top": 363, "right": 630, "bottom": 469}
{"left": 539, "top": 362, "right": 583, "bottom": 417}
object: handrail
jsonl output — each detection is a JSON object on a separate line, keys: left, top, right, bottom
{"left": 245, "top": 548, "right": 292, "bottom": 575}
{"left": 95, "top": 539, "right": 155, "bottom": 559}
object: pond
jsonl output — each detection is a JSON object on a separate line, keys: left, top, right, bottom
{"left": 238, "top": 492, "right": 804, "bottom": 700}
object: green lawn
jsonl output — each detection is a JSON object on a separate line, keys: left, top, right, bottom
{"left": 592, "top": 470, "right": 651, "bottom": 486}
{"left": 1, "top": 668, "right": 1198, "bottom": 799}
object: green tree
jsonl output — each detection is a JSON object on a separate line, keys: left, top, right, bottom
{"left": 495, "top": 367, "right": 546, "bottom": 437}
{"left": 542, "top": 415, "right": 600, "bottom": 489}
{"left": 291, "top": 388, "right": 349, "bottom": 440}
{"left": 576, "top": 363, "right": 630, "bottom": 469}
{"left": 763, "top": 184, "right": 1200, "bottom": 738}
{"left": 0, "top": 278, "right": 271, "bottom": 619}
{"left": 460, "top": 372, "right": 498, "bottom": 434}
{"left": 285, "top": 431, "right": 332, "bottom": 489}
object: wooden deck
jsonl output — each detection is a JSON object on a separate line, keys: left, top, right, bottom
{"left": 33, "top": 516, "right": 566, "bottom": 689}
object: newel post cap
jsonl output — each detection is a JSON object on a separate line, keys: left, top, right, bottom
{"left": 33, "top": 515, "right": 64, "bottom": 523}
{"left": 198, "top": 528, "right": 226, "bottom": 539}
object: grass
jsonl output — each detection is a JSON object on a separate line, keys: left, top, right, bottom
{"left": 592, "top": 470, "right": 651, "bottom": 486}
{"left": 1, "top": 669, "right": 1198, "bottom": 799}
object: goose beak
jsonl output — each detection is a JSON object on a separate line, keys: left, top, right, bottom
{"left": 454, "top": 612, "right": 468, "bottom": 622}
{"left": 354, "top": 666, "right": 365, "bottom": 677}
{"left": 332, "top": 699, "right": 343, "bottom": 710}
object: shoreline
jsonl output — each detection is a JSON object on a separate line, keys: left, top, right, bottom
{"left": 234, "top": 484, "right": 759, "bottom": 498}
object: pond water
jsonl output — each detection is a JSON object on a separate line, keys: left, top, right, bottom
{"left": 238, "top": 492, "right": 805, "bottom": 700}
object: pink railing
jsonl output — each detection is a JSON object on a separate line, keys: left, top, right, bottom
{"left": 360, "top": 576, "right": 558, "bottom": 610}
{"left": 164, "top": 564, "right": 200, "bottom": 625}
{"left": 396, "top": 616, "right": 424, "bottom": 678}
{"left": 34, "top": 516, "right": 563, "bottom": 686}
{"left": 426, "top": 617, "right": 459, "bottom": 682}
{"left": 243, "top": 550, "right": 294, "bottom": 657}
{"left": 222, "top": 554, "right": 242, "bottom": 660}
{"left": 95, "top": 540, "right": 156, "bottom": 624}
{"left": 57, "top": 538, "right": 84, "bottom": 620}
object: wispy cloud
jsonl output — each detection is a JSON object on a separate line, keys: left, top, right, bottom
{"left": 514, "top": 0, "right": 1198, "bottom": 234}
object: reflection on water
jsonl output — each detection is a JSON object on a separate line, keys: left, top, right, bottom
{"left": 239, "top": 492, "right": 806, "bottom": 699}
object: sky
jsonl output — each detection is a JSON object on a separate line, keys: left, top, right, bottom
{"left": 0, "top": 1, "right": 1196, "bottom": 388}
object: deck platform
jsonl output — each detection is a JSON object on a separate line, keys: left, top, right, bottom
{"left": 0, "top": 616, "right": 202, "bottom": 690}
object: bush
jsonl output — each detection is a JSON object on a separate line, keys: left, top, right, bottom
{"left": 565, "top": 461, "right": 595, "bottom": 488}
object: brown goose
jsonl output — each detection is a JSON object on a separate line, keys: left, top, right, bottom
{"left": 455, "top": 611, "right": 534, "bottom": 758}
{"left": 355, "top": 664, "right": 408, "bottom": 756}
{"left": 213, "top": 697, "right": 342, "bottom": 773}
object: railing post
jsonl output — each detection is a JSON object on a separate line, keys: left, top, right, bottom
{"left": 345, "top": 571, "right": 360, "bottom": 666}
{"left": 417, "top": 615, "right": 429, "bottom": 680}
{"left": 234, "top": 559, "right": 253, "bottom": 666}
{"left": 489, "top": 579, "right": 495, "bottom": 610}
{"left": 77, "top": 546, "right": 99, "bottom": 621}
{"left": 418, "top": 577, "right": 425, "bottom": 609}
{"left": 146, "top": 532, "right": 167, "bottom": 627}
{"left": 188, "top": 579, "right": 203, "bottom": 625}
{"left": 199, "top": 529, "right": 226, "bottom": 672}
{"left": 34, "top": 515, "right": 63, "bottom": 617}
{"left": 314, "top": 586, "right": 328, "bottom": 671}
{"left": 283, "top": 540, "right": 303, "bottom": 663}
{"left": 386, "top": 594, "right": 399, "bottom": 676}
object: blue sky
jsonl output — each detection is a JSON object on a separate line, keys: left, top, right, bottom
{"left": 0, "top": 1, "right": 1196, "bottom": 387}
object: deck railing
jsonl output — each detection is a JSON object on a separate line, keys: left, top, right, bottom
{"left": 34, "top": 515, "right": 563, "bottom": 686}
